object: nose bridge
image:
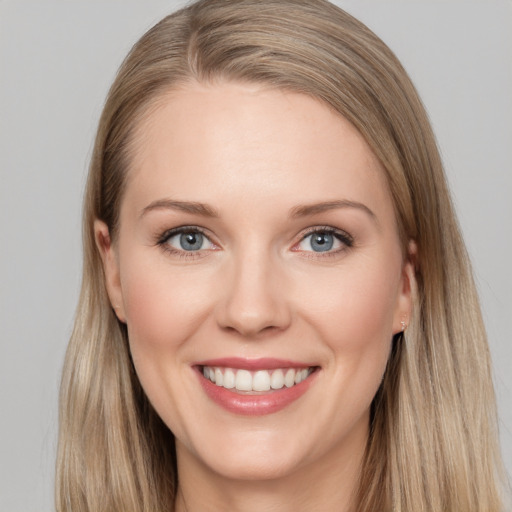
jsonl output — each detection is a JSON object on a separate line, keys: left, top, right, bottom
{"left": 216, "top": 240, "right": 291, "bottom": 337}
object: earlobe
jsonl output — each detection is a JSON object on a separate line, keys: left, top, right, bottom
{"left": 94, "top": 220, "right": 126, "bottom": 323}
{"left": 393, "top": 240, "right": 418, "bottom": 334}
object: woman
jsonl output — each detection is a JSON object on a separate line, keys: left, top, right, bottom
{"left": 56, "top": 0, "right": 507, "bottom": 510}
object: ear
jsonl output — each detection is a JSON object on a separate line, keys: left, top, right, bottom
{"left": 94, "top": 220, "right": 126, "bottom": 323}
{"left": 392, "top": 240, "right": 418, "bottom": 334}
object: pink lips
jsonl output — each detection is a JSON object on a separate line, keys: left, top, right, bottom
{"left": 195, "top": 358, "right": 318, "bottom": 416}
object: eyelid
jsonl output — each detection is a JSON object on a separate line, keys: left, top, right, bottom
{"left": 155, "top": 224, "right": 353, "bottom": 259}
{"left": 291, "top": 225, "right": 354, "bottom": 254}
{"left": 157, "top": 225, "right": 211, "bottom": 245}
{"left": 156, "top": 225, "right": 219, "bottom": 259}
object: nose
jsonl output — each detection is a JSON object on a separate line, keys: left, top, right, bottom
{"left": 214, "top": 249, "right": 292, "bottom": 338}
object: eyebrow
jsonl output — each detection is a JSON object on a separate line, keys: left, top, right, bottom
{"left": 139, "top": 198, "right": 376, "bottom": 223}
{"left": 140, "top": 199, "right": 219, "bottom": 219}
{"left": 290, "top": 200, "right": 377, "bottom": 221}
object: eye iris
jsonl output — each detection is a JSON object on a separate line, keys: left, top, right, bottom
{"left": 311, "top": 232, "right": 333, "bottom": 252}
{"left": 180, "top": 232, "right": 203, "bottom": 251}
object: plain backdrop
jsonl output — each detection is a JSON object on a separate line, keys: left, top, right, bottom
{"left": 1, "top": 1, "right": 511, "bottom": 510}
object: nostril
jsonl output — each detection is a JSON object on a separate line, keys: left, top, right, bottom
{"left": 213, "top": 263, "right": 293, "bottom": 336}
{"left": 220, "top": 322, "right": 283, "bottom": 338}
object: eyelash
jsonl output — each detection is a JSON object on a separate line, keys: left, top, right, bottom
{"left": 293, "top": 226, "right": 354, "bottom": 259}
{"left": 156, "top": 226, "right": 214, "bottom": 260}
{"left": 155, "top": 225, "right": 354, "bottom": 260}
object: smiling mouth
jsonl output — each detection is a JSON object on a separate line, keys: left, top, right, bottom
{"left": 199, "top": 366, "right": 318, "bottom": 394}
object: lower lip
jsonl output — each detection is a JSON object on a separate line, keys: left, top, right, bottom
{"left": 196, "top": 368, "right": 318, "bottom": 416}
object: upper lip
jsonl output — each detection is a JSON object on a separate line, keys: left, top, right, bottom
{"left": 194, "top": 357, "right": 316, "bottom": 371}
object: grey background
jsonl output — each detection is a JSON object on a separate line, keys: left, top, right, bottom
{"left": 1, "top": 1, "right": 510, "bottom": 510}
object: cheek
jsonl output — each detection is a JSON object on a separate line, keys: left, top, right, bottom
{"left": 297, "top": 252, "right": 401, "bottom": 368}
{"left": 345, "top": 267, "right": 398, "bottom": 341}
{"left": 117, "top": 252, "right": 216, "bottom": 434}
{"left": 119, "top": 252, "right": 212, "bottom": 359}
{"left": 302, "top": 256, "right": 401, "bottom": 425}
{"left": 308, "top": 257, "right": 398, "bottom": 324}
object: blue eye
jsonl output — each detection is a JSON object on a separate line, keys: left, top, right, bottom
{"left": 309, "top": 232, "right": 334, "bottom": 252}
{"left": 161, "top": 228, "right": 215, "bottom": 252}
{"left": 297, "top": 229, "right": 351, "bottom": 253}
{"left": 179, "top": 232, "right": 205, "bottom": 251}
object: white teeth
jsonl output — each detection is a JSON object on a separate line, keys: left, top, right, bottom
{"left": 203, "top": 366, "right": 313, "bottom": 392}
{"left": 214, "top": 368, "right": 223, "bottom": 387}
{"left": 253, "top": 370, "right": 271, "bottom": 391}
{"left": 284, "top": 368, "right": 295, "bottom": 388}
{"left": 270, "top": 369, "right": 284, "bottom": 390}
{"left": 295, "top": 368, "right": 309, "bottom": 384}
{"left": 235, "top": 369, "right": 252, "bottom": 391}
{"left": 223, "top": 368, "right": 235, "bottom": 389}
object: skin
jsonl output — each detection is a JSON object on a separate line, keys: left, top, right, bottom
{"left": 96, "top": 82, "right": 415, "bottom": 512}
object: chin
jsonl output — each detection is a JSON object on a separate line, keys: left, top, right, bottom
{"left": 178, "top": 424, "right": 312, "bottom": 482}
{"left": 204, "top": 448, "right": 305, "bottom": 482}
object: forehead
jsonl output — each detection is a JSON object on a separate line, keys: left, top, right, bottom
{"left": 123, "top": 81, "right": 393, "bottom": 221}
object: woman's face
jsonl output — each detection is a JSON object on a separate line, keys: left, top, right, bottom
{"left": 97, "top": 82, "right": 413, "bottom": 483}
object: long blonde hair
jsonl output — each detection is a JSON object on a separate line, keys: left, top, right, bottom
{"left": 56, "top": 1, "right": 507, "bottom": 510}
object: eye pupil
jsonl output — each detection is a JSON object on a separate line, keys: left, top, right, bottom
{"left": 311, "top": 232, "right": 334, "bottom": 252}
{"left": 180, "top": 232, "right": 203, "bottom": 251}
